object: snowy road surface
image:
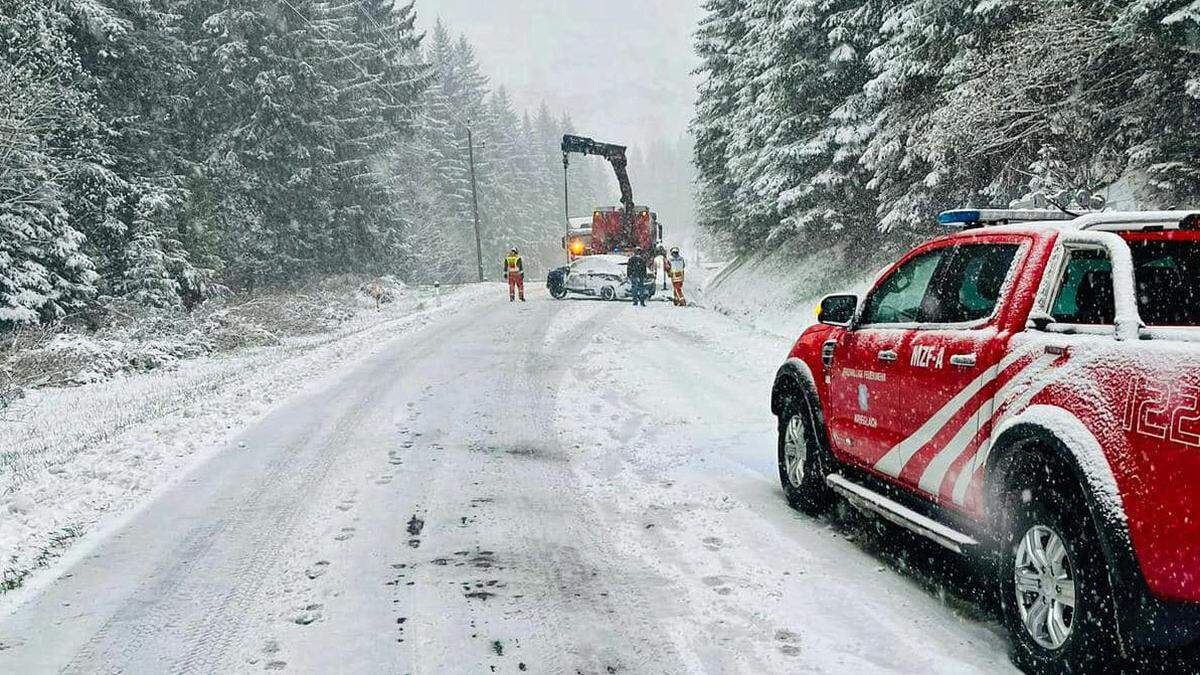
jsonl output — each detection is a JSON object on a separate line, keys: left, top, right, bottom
{"left": 0, "top": 289, "right": 1016, "bottom": 673}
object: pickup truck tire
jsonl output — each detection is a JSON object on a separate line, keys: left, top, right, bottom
{"left": 999, "top": 455, "right": 1119, "bottom": 674}
{"left": 550, "top": 286, "right": 568, "bottom": 299}
{"left": 776, "top": 394, "right": 834, "bottom": 516}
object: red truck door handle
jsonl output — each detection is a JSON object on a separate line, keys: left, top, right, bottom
{"left": 877, "top": 349, "right": 898, "bottom": 362}
{"left": 950, "top": 353, "right": 977, "bottom": 367}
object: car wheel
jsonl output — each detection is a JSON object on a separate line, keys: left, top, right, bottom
{"left": 999, "top": 456, "right": 1120, "bottom": 674}
{"left": 550, "top": 286, "right": 567, "bottom": 299}
{"left": 776, "top": 393, "right": 834, "bottom": 516}
{"left": 600, "top": 286, "right": 616, "bottom": 301}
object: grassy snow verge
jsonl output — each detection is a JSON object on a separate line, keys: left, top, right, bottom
{"left": 703, "top": 240, "right": 889, "bottom": 337}
{"left": 0, "top": 283, "right": 490, "bottom": 593}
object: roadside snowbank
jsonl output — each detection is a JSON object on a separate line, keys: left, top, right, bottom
{"left": 0, "top": 283, "right": 490, "bottom": 592}
{"left": 0, "top": 276, "right": 410, "bottom": 394}
{"left": 702, "top": 240, "right": 890, "bottom": 337}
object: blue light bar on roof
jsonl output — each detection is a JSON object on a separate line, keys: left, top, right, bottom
{"left": 939, "top": 210, "right": 980, "bottom": 226}
{"left": 937, "top": 209, "right": 1076, "bottom": 228}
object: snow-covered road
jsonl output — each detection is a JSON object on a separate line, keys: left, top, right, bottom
{"left": 0, "top": 289, "right": 1016, "bottom": 673}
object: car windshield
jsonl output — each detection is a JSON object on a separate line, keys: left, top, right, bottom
{"left": 1128, "top": 237, "right": 1200, "bottom": 326}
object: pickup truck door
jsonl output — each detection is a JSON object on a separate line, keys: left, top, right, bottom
{"left": 826, "top": 245, "right": 951, "bottom": 470}
{"left": 870, "top": 238, "right": 1029, "bottom": 503}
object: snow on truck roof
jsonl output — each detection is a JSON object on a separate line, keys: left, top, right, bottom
{"left": 938, "top": 209, "right": 1200, "bottom": 233}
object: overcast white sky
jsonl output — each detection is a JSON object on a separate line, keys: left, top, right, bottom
{"left": 414, "top": 0, "right": 705, "bottom": 148}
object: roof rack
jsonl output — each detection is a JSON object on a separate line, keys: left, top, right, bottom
{"left": 1072, "top": 210, "right": 1200, "bottom": 230}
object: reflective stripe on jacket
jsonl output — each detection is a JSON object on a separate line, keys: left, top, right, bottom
{"left": 504, "top": 256, "right": 523, "bottom": 274}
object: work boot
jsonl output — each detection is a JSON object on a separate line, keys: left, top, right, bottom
{"left": 520, "top": 297, "right": 526, "bottom": 302}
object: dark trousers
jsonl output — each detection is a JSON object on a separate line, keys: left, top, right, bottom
{"left": 630, "top": 279, "right": 647, "bottom": 306}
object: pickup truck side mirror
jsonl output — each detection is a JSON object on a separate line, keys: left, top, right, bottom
{"left": 1028, "top": 310, "right": 1056, "bottom": 331}
{"left": 817, "top": 294, "right": 858, "bottom": 327}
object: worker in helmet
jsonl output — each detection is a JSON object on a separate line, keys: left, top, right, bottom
{"left": 666, "top": 246, "right": 687, "bottom": 306}
{"left": 503, "top": 248, "right": 525, "bottom": 302}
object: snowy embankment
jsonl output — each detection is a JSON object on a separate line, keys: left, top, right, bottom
{"left": 0, "top": 284, "right": 490, "bottom": 592}
{"left": 702, "top": 241, "right": 889, "bottom": 337}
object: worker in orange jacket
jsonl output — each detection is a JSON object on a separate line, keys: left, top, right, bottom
{"left": 503, "top": 248, "right": 525, "bottom": 302}
{"left": 665, "top": 247, "right": 687, "bottom": 306}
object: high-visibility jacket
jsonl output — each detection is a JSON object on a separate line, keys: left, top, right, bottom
{"left": 503, "top": 255, "right": 523, "bottom": 275}
{"left": 668, "top": 255, "right": 686, "bottom": 281}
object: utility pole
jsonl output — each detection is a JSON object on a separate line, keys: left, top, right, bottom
{"left": 467, "top": 126, "right": 484, "bottom": 283}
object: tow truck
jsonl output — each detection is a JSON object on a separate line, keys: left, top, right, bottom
{"left": 772, "top": 207, "right": 1200, "bottom": 672}
{"left": 549, "top": 134, "right": 664, "bottom": 298}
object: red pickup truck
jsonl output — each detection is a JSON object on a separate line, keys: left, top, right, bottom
{"left": 772, "top": 209, "right": 1200, "bottom": 672}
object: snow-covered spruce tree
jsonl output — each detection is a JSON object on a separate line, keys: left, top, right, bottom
{"left": 1115, "top": 0, "right": 1200, "bottom": 206}
{"left": 532, "top": 103, "right": 560, "bottom": 206}
{"left": 182, "top": 0, "right": 377, "bottom": 287}
{"left": 317, "top": 0, "right": 429, "bottom": 277}
{"left": 860, "top": 0, "right": 980, "bottom": 234}
{"left": 925, "top": 1, "right": 1136, "bottom": 211}
{"left": 449, "top": 35, "right": 506, "bottom": 269}
{"left": 809, "top": 0, "right": 890, "bottom": 248}
{"left": 0, "top": 1, "right": 99, "bottom": 325}
{"left": 412, "top": 22, "right": 476, "bottom": 279}
{"left": 482, "top": 88, "right": 527, "bottom": 262}
{"left": 722, "top": 0, "right": 790, "bottom": 249}
{"left": 66, "top": 0, "right": 208, "bottom": 308}
{"left": 731, "top": 0, "right": 878, "bottom": 247}
{"left": 112, "top": 189, "right": 184, "bottom": 308}
{"left": 691, "top": 0, "right": 748, "bottom": 251}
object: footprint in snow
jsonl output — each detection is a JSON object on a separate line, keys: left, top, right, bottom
{"left": 305, "top": 561, "right": 330, "bottom": 580}
{"left": 775, "top": 628, "right": 801, "bottom": 656}
{"left": 293, "top": 604, "right": 323, "bottom": 625}
{"left": 334, "top": 527, "right": 356, "bottom": 542}
{"left": 702, "top": 536, "right": 723, "bottom": 551}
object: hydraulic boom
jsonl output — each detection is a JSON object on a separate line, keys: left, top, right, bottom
{"left": 561, "top": 134, "right": 636, "bottom": 239}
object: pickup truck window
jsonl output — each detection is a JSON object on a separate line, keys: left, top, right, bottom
{"left": 1051, "top": 248, "right": 1115, "bottom": 324}
{"left": 1130, "top": 240, "right": 1200, "bottom": 326}
{"left": 922, "top": 244, "right": 1019, "bottom": 323}
{"left": 860, "top": 249, "right": 945, "bottom": 324}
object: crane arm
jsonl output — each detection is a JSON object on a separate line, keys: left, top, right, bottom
{"left": 561, "top": 134, "right": 635, "bottom": 217}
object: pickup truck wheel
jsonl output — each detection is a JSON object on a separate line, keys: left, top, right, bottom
{"left": 777, "top": 395, "right": 834, "bottom": 516}
{"left": 550, "top": 287, "right": 568, "bottom": 299}
{"left": 999, "top": 462, "right": 1119, "bottom": 673}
